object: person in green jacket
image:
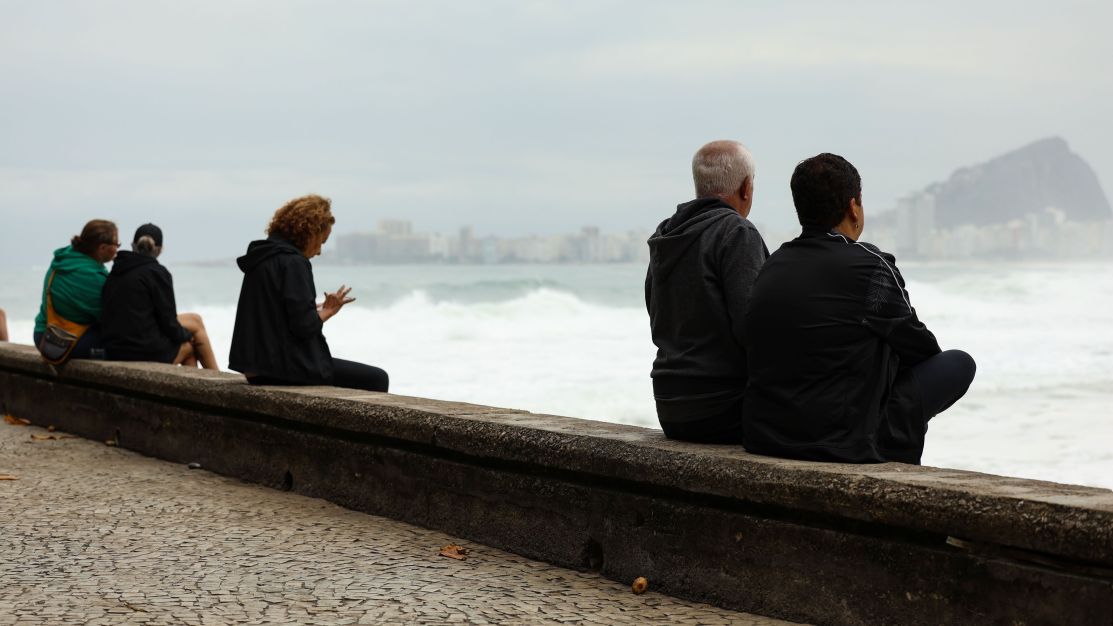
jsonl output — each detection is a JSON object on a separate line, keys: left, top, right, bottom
{"left": 33, "top": 220, "right": 120, "bottom": 359}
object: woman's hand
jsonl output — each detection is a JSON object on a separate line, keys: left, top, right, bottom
{"left": 319, "top": 285, "right": 355, "bottom": 322}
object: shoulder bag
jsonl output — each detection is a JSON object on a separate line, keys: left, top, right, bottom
{"left": 36, "top": 271, "right": 90, "bottom": 365}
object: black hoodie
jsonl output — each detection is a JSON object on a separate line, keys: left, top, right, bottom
{"left": 645, "top": 198, "right": 769, "bottom": 425}
{"left": 228, "top": 236, "right": 333, "bottom": 383}
{"left": 101, "top": 250, "right": 192, "bottom": 361}
{"left": 742, "top": 228, "right": 941, "bottom": 462}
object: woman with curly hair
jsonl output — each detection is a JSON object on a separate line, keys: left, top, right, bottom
{"left": 229, "top": 194, "right": 389, "bottom": 392}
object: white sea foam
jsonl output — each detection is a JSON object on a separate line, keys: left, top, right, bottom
{"left": 907, "top": 271, "right": 1113, "bottom": 392}
{"left": 191, "top": 287, "right": 659, "bottom": 427}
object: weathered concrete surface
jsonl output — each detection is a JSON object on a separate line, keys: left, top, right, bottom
{"left": 1, "top": 342, "right": 1112, "bottom": 625}
{"left": 0, "top": 420, "right": 794, "bottom": 625}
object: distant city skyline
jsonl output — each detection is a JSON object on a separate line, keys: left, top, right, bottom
{"left": 3, "top": 2, "right": 1112, "bottom": 266}
{"left": 313, "top": 206, "right": 1113, "bottom": 265}
{"left": 315, "top": 136, "right": 1113, "bottom": 263}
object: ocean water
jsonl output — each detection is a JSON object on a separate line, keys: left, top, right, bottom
{"left": 3, "top": 260, "right": 1112, "bottom": 489}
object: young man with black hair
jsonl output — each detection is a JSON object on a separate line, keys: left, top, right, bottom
{"left": 742, "top": 153, "right": 975, "bottom": 464}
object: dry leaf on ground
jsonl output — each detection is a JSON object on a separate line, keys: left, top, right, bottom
{"left": 30, "top": 434, "right": 75, "bottom": 441}
{"left": 0, "top": 474, "right": 17, "bottom": 480}
{"left": 631, "top": 577, "right": 649, "bottom": 594}
{"left": 3, "top": 415, "right": 31, "bottom": 426}
{"left": 439, "top": 544, "right": 469, "bottom": 560}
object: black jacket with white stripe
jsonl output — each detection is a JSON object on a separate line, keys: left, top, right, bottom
{"left": 741, "top": 226, "right": 941, "bottom": 462}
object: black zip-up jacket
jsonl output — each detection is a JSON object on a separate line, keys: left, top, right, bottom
{"left": 646, "top": 198, "right": 769, "bottom": 424}
{"left": 229, "top": 236, "right": 333, "bottom": 383}
{"left": 101, "top": 250, "right": 192, "bottom": 361}
{"left": 742, "top": 227, "right": 941, "bottom": 462}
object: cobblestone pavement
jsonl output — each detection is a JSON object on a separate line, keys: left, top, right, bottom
{"left": 0, "top": 420, "right": 799, "bottom": 625}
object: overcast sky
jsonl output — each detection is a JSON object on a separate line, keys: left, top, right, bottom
{"left": 2, "top": 0, "right": 1111, "bottom": 264}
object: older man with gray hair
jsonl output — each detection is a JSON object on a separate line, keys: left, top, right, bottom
{"left": 646, "top": 140, "right": 769, "bottom": 443}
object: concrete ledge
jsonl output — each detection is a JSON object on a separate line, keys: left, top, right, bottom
{"left": 1, "top": 342, "right": 1111, "bottom": 625}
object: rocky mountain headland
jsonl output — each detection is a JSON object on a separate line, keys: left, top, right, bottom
{"left": 928, "top": 137, "right": 1111, "bottom": 228}
{"left": 873, "top": 137, "right": 1113, "bottom": 259}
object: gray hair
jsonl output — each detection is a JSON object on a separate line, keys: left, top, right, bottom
{"left": 692, "top": 140, "right": 755, "bottom": 198}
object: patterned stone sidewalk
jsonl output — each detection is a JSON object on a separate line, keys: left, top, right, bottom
{"left": 0, "top": 419, "right": 798, "bottom": 625}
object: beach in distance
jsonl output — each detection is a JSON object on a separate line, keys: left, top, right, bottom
{"left": 3, "top": 260, "right": 1111, "bottom": 489}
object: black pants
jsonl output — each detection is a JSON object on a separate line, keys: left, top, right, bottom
{"left": 248, "top": 358, "right": 389, "bottom": 393}
{"left": 659, "top": 350, "right": 976, "bottom": 458}
{"left": 655, "top": 377, "right": 746, "bottom": 444}
{"left": 660, "top": 405, "right": 745, "bottom": 444}
{"left": 878, "top": 349, "right": 976, "bottom": 464}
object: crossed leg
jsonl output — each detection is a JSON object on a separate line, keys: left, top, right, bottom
{"left": 176, "top": 312, "right": 219, "bottom": 370}
{"left": 172, "top": 340, "right": 197, "bottom": 367}
{"left": 878, "top": 349, "right": 976, "bottom": 465}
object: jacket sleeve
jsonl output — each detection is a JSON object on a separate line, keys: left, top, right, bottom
{"left": 151, "top": 267, "right": 192, "bottom": 345}
{"left": 862, "top": 252, "right": 941, "bottom": 366}
{"left": 719, "top": 222, "right": 769, "bottom": 349}
{"left": 282, "top": 258, "right": 325, "bottom": 340}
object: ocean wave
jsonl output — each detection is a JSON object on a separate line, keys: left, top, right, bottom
{"left": 174, "top": 288, "right": 657, "bottom": 425}
{"left": 13, "top": 280, "right": 1113, "bottom": 401}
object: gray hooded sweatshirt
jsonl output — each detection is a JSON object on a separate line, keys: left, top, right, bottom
{"left": 645, "top": 198, "right": 769, "bottom": 424}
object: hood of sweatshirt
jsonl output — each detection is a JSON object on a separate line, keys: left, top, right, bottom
{"left": 108, "top": 250, "right": 159, "bottom": 277}
{"left": 647, "top": 198, "right": 738, "bottom": 279}
{"left": 236, "top": 236, "right": 302, "bottom": 273}
{"left": 49, "top": 245, "right": 108, "bottom": 277}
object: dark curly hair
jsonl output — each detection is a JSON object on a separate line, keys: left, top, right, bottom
{"left": 267, "top": 195, "right": 335, "bottom": 251}
{"left": 790, "top": 153, "right": 862, "bottom": 229}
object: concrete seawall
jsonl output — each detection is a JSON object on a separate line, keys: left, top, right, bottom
{"left": 1, "top": 342, "right": 1111, "bottom": 625}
